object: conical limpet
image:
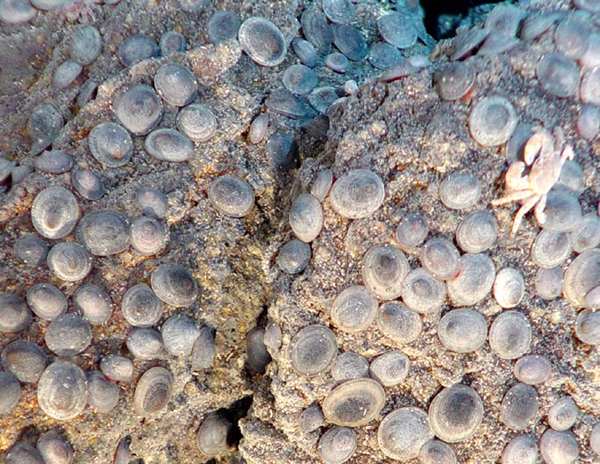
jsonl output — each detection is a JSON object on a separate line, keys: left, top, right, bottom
{"left": 76, "top": 209, "right": 130, "bottom": 256}
{"left": 289, "top": 324, "right": 338, "bottom": 376}
{"left": 37, "top": 430, "right": 74, "bottom": 464}
{"left": 1, "top": 340, "right": 47, "bottom": 383}
{"left": 132, "top": 366, "right": 173, "bottom": 415}
{"left": 322, "top": 378, "right": 385, "bottom": 426}
{"left": 87, "top": 370, "right": 119, "bottom": 413}
{"left": 31, "top": 186, "right": 80, "bottom": 240}
{"left": 329, "top": 169, "right": 385, "bottom": 219}
{"left": 38, "top": 361, "right": 87, "bottom": 420}
{"left": 150, "top": 263, "right": 198, "bottom": 307}
{"left": 378, "top": 407, "right": 433, "bottom": 462}
{"left": 28, "top": 102, "right": 63, "bottom": 155}
{"left": 197, "top": 412, "right": 234, "bottom": 457}
{"left": 238, "top": 17, "right": 287, "bottom": 67}
{"left": 428, "top": 384, "right": 483, "bottom": 443}
{"left": 0, "top": 293, "right": 31, "bottom": 333}
{"left": 318, "top": 427, "right": 357, "bottom": 464}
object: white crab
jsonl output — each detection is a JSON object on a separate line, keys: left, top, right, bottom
{"left": 492, "top": 126, "right": 574, "bottom": 235}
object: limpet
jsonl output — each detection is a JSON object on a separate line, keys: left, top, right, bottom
{"left": 1, "top": 340, "right": 47, "bottom": 383}
{"left": 13, "top": 234, "right": 48, "bottom": 267}
{"left": 318, "top": 427, "right": 357, "bottom": 464}
{"left": 113, "top": 84, "right": 163, "bottom": 136}
{"left": 428, "top": 384, "right": 484, "bottom": 443}
{"left": 73, "top": 284, "right": 112, "bottom": 325}
{"left": 37, "top": 430, "right": 74, "bottom": 464}
{"left": 456, "top": 210, "right": 498, "bottom": 253}
{"left": 87, "top": 371, "right": 119, "bottom": 413}
{"left": 447, "top": 253, "right": 495, "bottom": 307}
{"left": 197, "top": 412, "right": 234, "bottom": 456}
{"left": 330, "top": 285, "right": 378, "bottom": 333}
{"left": 539, "top": 430, "right": 579, "bottom": 464}
{"left": 0, "top": 371, "right": 20, "bottom": 414}
{"left": 402, "top": 268, "right": 446, "bottom": 314}
{"left": 208, "top": 175, "right": 255, "bottom": 218}
{"left": 439, "top": 170, "right": 482, "bottom": 210}
{"left": 420, "top": 238, "right": 460, "bottom": 281}
{"left": 493, "top": 267, "right": 525, "bottom": 308}
{"left": 132, "top": 366, "right": 173, "bottom": 415}
{"left": 47, "top": 242, "right": 92, "bottom": 282}
{"left": 70, "top": 26, "right": 102, "bottom": 66}
{"left": 130, "top": 216, "right": 168, "bottom": 255}
{"left": 38, "top": 361, "right": 87, "bottom": 420}
{"left": 191, "top": 326, "right": 216, "bottom": 371}
{"left": 502, "top": 435, "right": 538, "bottom": 464}
{"left": 489, "top": 310, "right": 532, "bottom": 359}
{"left": 322, "top": 378, "right": 385, "bottom": 426}
{"left": 100, "top": 355, "right": 134, "bottom": 382}
{"left": 88, "top": 122, "right": 134, "bottom": 168}
{"left": 377, "top": 407, "right": 433, "bottom": 461}
{"left": 376, "top": 301, "right": 422, "bottom": 345}
{"left": 27, "top": 283, "right": 67, "bottom": 321}
{"left": 238, "top": 17, "right": 287, "bottom": 67}
{"left": 500, "top": 383, "right": 539, "bottom": 430}
{"left": 277, "top": 239, "right": 311, "bottom": 274}
{"left": 548, "top": 396, "right": 579, "bottom": 431}
{"left": 419, "top": 440, "right": 457, "bottom": 464}
{"left": 154, "top": 63, "right": 197, "bottom": 107}
{"left": 368, "top": 350, "right": 410, "bottom": 387}
{"left": 5, "top": 443, "right": 43, "bottom": 464}
{"left": 126, "top": 327, "right": 164, "bottom": 360}
{"left": 513, "top": 355, "right": 552, "bottom": 385}
{"left": 28, "top": 102, "right": 63, "bottom": 155}
{"left": 117, "top": 35, "right": 158, "bottom": 67}
{"left": 177, "top": 104, "right": 217, "bottom": 143}
{"left": 469, "top": 95, "right": 517, "bottom": 147}
{"left": 0, "top": 293, "right": 31, "bottom": 333}
{"left": 362, "top": 243, "right": 409, "bottom": 300}
{"left": 329, "top": 169, "right": 385, "bottom": 219}
{"left": 207, "top": 11, "right": 241, "bottom": 45}
{"left": 289, "top": 324, "right": 338, "bottom": 376}
{"left": 45, "top": 314, "right": 92, "bottom": 357}
{"left": 299, "top": 405, "right": 325, "bottom": 433}
{"left": 437, "top": 308, "right": 487, "bottom": 353}
{"left": 76, "top": 209, "right": 130, "bottom": 256}
{"left": 151, "top": 263, "right": 198, "bottom": 307}
{"left": 246, "top": 326, "right": 271, "bottom": 374}
{"left": 161, "top": 314, "right": 200, "bottom": 356}
{"left": 72, "top": 168, "right": 104, "bottom": 200}
{"left": 31, "top": 186, "right": 80, "bottom": 240}
{"left": 289, "top": 193, "right": 323, "bottom": 243}
{"left": 145, "top": 128, "right": 194, "bottom": 163}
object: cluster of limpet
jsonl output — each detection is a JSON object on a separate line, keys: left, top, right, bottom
{"left": 249, "top": 2, "right": 600, "bottom": 463}
{"left": 4, "top": 0, "right": 600, "bottom": 462}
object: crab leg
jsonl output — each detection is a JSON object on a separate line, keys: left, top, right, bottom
{"left": 534, "top": 193, "right": 547, "bottom": 224}
{"left": 491, "top": 189, "right": 532, "bottom": 206}
{"left": 511, "top": 194, "right": 539, "bottom": 235}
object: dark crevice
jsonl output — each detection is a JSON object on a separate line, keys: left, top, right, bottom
{"left": 218, "top": 395, "right": 253, "bottom": 449}
{"left": 421, "top": 0, "right": 507, "bottom": 39}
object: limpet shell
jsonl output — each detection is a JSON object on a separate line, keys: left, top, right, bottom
{"left": 132, "top": 366, "right": 173, "bottom": 415}
{"left": 289, "top": 324, "right": 338, "bottom": 376}
{"left": 322, "top": 378, "right": 386, "bottom": 426}
{"left": 428, "top": 384, "right": 484, "bottom": 443}
{"left": 378, "top": 407, "right": 433, "bottom": 462}
{"left": 150, "top": 263, "right": 198, "bottom": 307}
{"left": 38, "top": 361, "right": 87, "bottom": 420}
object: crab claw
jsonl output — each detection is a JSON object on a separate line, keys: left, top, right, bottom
{"left": 523, "top": 133, "right": 543, "bottom": 166}
{"left": 561, "top": 144, "right": 575, "bottom": 162}
{"left": 505, "top": 161, "right": 530, "bottom": 191}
